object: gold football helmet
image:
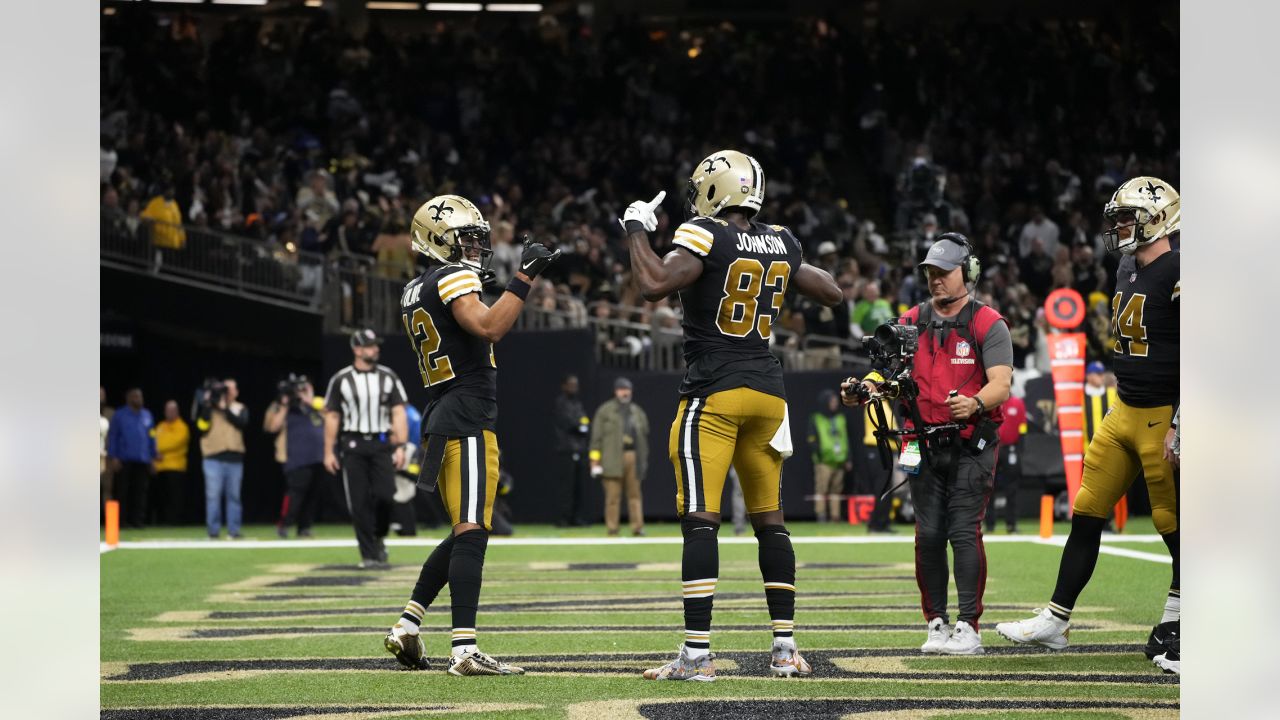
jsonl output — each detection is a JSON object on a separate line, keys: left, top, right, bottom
{"left": 411, "top": 194, "right": 494, "bottom": 276}
{"left": 1103, "top": 176, "right": 1180, "bottom": 254}
{"left": 686, "top": 149, "right": 766, "bottom": 219}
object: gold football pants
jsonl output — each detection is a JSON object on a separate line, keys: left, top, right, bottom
{"left": 1074, "top": 398, "right": 1177, "bottom": 534}
{"left": 670, "top": 387, "right": 787, "bottom": 516}
{"left": 439, "top": 430, "right": 500, "bottom": 530}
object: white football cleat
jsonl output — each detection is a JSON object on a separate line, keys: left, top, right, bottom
{"left": 921, "top": 617, "right": 952, "bottom": 654}
{"left": 769, "top": 642, "right": 812, "bottom": 677}
{"left": 940, "top": 620, "right": 984, "bottom": 655}
{"left": 995, "top": 608, "right": 1070, "bottom": 650}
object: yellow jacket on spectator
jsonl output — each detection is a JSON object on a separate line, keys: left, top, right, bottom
{"left": 141, "top": 195, "right": 187, "bottom": 249}
{"left": 153, "top": 417, "right": 190, "bottom": 473}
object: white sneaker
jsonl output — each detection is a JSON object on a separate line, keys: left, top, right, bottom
{"left": 940, "top": 620, "right": 984, "bottom": 655}
{"left": 921, "top": 617, "right": 952, "bottom": 654}
{"left": 995, "top": 608, "right": 1070, "bottom": 650}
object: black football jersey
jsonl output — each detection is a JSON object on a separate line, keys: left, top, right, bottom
{"left": 671, "top": 216, "right": 805, "bottom": 399}
{"left": 400, "top": 264, "right": 498, "bottom": 436}
{"left": 1110, "top": 250, "right": 1179, "bottom": 407}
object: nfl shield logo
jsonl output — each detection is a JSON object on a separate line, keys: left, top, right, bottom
{"left": 1130, "top": 272, "right": 1137, "bottom": 282}
{"left": 955, "top": 340, "right": 971, "bottom": 358}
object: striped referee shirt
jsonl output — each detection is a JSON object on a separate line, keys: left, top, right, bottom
{"left": 324, "top": 364, "right": 409, "bottom": 435}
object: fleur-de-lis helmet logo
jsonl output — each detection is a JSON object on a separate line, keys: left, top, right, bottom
{"left": 427, "top": 202, "right": 455, "bottom": 223}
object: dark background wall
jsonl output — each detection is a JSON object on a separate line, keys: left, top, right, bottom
{"left": 105, "top": 271, "right": 1101, "bottom": 526}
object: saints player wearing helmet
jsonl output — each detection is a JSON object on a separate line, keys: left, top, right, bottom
{"left": 997, "top": 177, "right": 1181, "bottom": 672}
{"left": 383, "top": 194, "right": 559, "bottom": 676}
{"left": 624, "top": 150, "right": 842, "bottom": 681}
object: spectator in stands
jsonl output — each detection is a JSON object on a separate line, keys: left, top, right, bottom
{"left": 264, "top": 377, "right": 327, "bottom": 539}
{"left": 197, "top": 378, "right": 249, "bottom": 540}
{"left": 852, "top": 279, "right": 895, "bottom": 337}
{"left": 105, "top": 388, "right": 156, "bottom": 529}
{"left": 152, "top": 400, "right": 190, "bottom": 526}
{"left": 807, "top": 390, "right": 851, "bottom": 523}
{"left": 553, "top": 374, "right": 592, "bottom": 528}
{"left": 589, "top": 378, "right": 649, "bottom": 537}
{"left": 141, "top": 182, "right": 186, "bottom": 252}
{"left": 1018, "top": 206, "right": 1061, "bottom": 260}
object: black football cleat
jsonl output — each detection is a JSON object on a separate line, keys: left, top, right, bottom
{"left": 1144, "top": 620, "right": 1179, "bottom": 660}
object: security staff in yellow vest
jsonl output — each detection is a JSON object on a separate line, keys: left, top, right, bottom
{"left": 196, "top": 378, "right": 249, "bottom": 539}
{"left": 1083, "top": 362, "right": 1118, "bottom": 444}
{"left": 1083, "top": 362, "right": 1126, "bottom": 531}
{"left": 806, "top": 390, "right": 851, "bottom": 522}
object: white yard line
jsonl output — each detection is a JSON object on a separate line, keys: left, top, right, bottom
{"left": 100, "top": 534, "right": 1167, "bottom": 551}
{"left": 1035, "top": 536, "right": 1172, "bottom": 564}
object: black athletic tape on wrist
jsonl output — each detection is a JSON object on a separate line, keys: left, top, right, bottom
{"left": 624, "top": 219, "right": 647, "bottom": 234}
{"left": 506, "top": 276, "right": 531, "bottom": 300}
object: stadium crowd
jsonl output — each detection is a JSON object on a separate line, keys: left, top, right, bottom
{"left": 100, "top": 9, "right": 1177, "bottom": 368}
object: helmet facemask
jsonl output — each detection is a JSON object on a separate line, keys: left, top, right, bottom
{"left": 1103, "top": 206, "right": 1155, "bottom": 255}
{"left": 449, "top": 225, "right": 495, "bottom": 280}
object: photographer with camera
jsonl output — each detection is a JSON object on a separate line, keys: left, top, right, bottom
{"left": 195, "top": 378, "right": 250, "bottom": 540}
{"left": 264, "top": 374, "right": 327, "bottom": 539}
{"left": 842, "top": 233, "right": 1012, "bottom": 656}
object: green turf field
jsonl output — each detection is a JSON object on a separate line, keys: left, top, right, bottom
{"left": 101, "top": 523, "right": 1178, "bottom": 719}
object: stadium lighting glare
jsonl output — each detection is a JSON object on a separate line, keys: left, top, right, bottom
{"left": 427, "top": 2, "right": 483, "bottom": 9}
{"left": 486, "top": 3, "right": 542, "bottom": 11}
{"left": 366, "top": 1, "right": 421, "bottom": 8}
{"left": 103, "top": 6, "right": 117, "bottom": 14}
{"left": 304, "top": 0, "right": 323, "bottom": 7}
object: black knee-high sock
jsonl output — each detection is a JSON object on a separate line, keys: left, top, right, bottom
{"left": 680, "top": 517, "right": 719, "bottom": 651}
{"left": 756, "top": 524, "right": 796, "bottom": 643}
{"left": 1048, "top": 514, "right": 1106, "bottom": 619}
{"left": 448, "top": 529, "right": 489, "bottom": 649}
{"left": 1162, "top": 529, "right": 1179, "bottom": 591}
{"left": 1160, "top": 530, "right": 1180, "bottom": 623}
{"left": 401, "top": 533, "right": 456, "bottom": 626}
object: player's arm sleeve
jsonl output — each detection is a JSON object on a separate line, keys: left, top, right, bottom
{"left": 671, "top": 221, "right": 714, "bottom": 258}
{"left": 438, "top": 269, "right": 483, "bottom": 305}
{"left": 981, "top": 320, "right": 1015, "bottom": 369}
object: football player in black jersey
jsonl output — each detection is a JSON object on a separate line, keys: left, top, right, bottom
{"left": 997, "top": 177, "right": 1181, "bottom": 673}
{"left": 624, "top": 150, "right": 843, "bottom": 680}
{"left": 383, "top": 194, "right": 559, "bottom": 676}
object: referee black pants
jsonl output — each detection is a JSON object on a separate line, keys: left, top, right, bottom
{"left": 340, "top": 439, "right": 396, "bottom": 562}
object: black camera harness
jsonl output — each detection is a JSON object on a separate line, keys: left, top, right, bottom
{"left": 868, "top": 297, "right": 999, "bottom": 502}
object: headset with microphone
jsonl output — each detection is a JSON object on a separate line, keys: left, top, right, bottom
{"left": 926, "top": 232, "right": 981, "bottom": 307}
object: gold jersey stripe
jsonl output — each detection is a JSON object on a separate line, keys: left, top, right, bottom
{"left": 677, "top": 223, "right": 714, "bottom": 241}
{"left": 440, "top": 281, "right": 482, "bottom": 303}
{"left": 439, "top": 271, "right": 481, "bottom": 294}
{"left": 673, "top": 232, "right": 712, "bottom": 253}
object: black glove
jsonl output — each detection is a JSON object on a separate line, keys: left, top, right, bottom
{"left": 518, "top": 235, "right": 561, "bottom": 279}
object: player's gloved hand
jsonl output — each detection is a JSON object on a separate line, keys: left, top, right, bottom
{"left": 619, "top": 191, "right": 666, "bottom": 233}
{"left": 518, "top": 235, "right": 561, "bottom": 279}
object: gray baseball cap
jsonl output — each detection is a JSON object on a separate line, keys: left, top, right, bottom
{"left": 918, "top": 238, "right": 967, "bottom": 273}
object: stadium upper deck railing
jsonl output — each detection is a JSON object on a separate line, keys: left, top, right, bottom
{"left": 101, "top": 217, "right": 327, "bottom": 309}
{"left": 102, "top": 218, "right": 872, "bottom": 374}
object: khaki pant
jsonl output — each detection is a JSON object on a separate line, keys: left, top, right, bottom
{"left": 603, "top": 449, "right": 643, "bottom": 534}
{"left": 813, "top": 463, "right": 844, "bottom": 520}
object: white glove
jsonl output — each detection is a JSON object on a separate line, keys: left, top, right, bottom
{"left": 620, "top": 191, "right": 666, "bottom": 232}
